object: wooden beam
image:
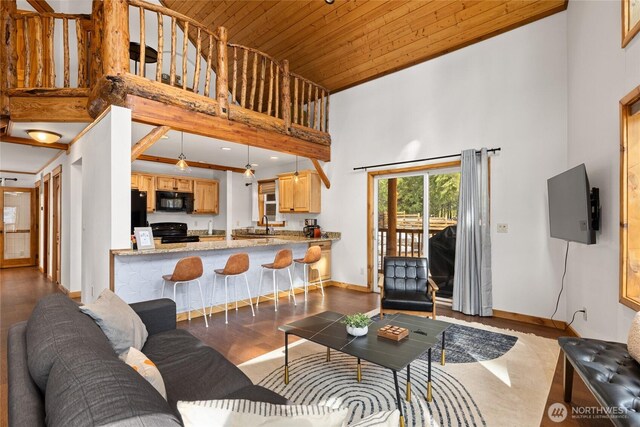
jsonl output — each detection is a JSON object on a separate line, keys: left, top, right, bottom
{"left": 0, "top": 135, "right": 66, "bottom": 150}
{"left": 136, "top": 154, "right": 247, "bottom": 174}
{"left": 9, "top": 96, "right": 92, "bottom": 122}
{"left": 130, "top": 125, "right": 170, "bottom": 161}
{"left": 26, "top": 0, "right": 54, "bottom": 14}
{"left": 127, "top": 95, "right": 331, "bottom": 162}
{"left": 311, "top": 158, "right": 330, "bottom": 189}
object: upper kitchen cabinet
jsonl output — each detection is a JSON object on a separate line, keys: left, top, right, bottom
{"left": 131, "top": 173, "right": 156, "bottom": 212}
{"left": 277, "top": 170, "right": 321, "bottom": 213}
{"left": 193, "top": 180, "right": 219, "bottom": 214}
{"left": 156, "top": 176, "right": 193, "bottom": 192}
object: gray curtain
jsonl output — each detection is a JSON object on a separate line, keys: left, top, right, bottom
{"left": 452, "top": 148, "right": 492, "bottom": 316}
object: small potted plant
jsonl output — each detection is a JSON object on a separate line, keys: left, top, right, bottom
{"left": 342, "top": 313, "right": 372, "bottom": 337}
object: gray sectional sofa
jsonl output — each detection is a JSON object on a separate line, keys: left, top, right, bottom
{"left": 8, "top": 294, "right": 286, "bottom": 426}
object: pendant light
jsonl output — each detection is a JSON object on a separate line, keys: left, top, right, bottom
{"left": 293, "top": 156, "right": 300, "bottom": 182}
{"left": 244, "top": 145, "right": 254, "bottom": 179}
{"left": 175, "top": 132, "right": 191, "bottom": 172}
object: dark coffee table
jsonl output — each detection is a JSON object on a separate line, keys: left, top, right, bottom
{"left": 278, "top": 311, "right": 452, "bottom": 427}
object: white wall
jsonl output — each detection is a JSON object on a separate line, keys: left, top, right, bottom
{"left": 322, "top": 13, "right": 569, "bottom": 320}
{"left": 0, "top": 172, "right": 36, "bottom": 187}
{"left": 565, "top": 0, "right": 640, "bottom": 339}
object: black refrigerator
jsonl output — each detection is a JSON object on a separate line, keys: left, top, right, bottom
{"left": 131, "top": 190, "right": 148, "bottom": 234}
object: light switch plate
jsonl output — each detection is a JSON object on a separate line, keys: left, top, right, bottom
{"left": 497, "top": 223, "right": 508, "bottom": 233}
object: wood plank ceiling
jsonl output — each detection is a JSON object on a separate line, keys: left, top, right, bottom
{"left": 161, "top": 0, "right": 567, "bottom": 93}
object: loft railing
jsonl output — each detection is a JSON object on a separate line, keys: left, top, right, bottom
{"left": 12, "top": 11, "right": 92, "bottom": 89}
{"left": 2, "top": 0, "right": 330, "bottom": 139}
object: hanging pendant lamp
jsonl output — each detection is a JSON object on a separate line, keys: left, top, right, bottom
{"left": 175, "top": 132, "right": 191, "bottom": 172}
{"left": 294, "top": 156, "right": 300, "bottom": 182}
{"left": 244, "top": 145, "right": 255, "bottom": 179}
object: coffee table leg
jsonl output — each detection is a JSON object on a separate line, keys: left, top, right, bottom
{"left": 284, "top": 333, "right": 290, "bottom": 385}
{"left": 393, "top": 370, "right": 405, "bottom": 427}
{"left": 427, "top": 348, "right": 432, "bottom": 402}
{"left": 406, "top": 363, "right": 411, "bottom": 401}
{"left": 441, "top": 331, "right": 446, "bottom": 366}
{"left": 326, "top": 347, "right": 331, "bottom": 362}
{"left": 357, "top": 358, "right": 362, "bottom": 382}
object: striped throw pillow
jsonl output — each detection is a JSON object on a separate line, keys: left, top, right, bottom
{"left": 177, "top": 399, "right": 348, "bottom": 427}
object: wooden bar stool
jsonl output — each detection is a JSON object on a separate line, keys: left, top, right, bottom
{"left": 161, "top": 256, "right": 208, "bottom": 328}
{"left": 294, "top": 246, "right": 324, "bottom": 301}
{"left": 256, "top": 249, "right": 296, "bottom": 311}
{"left": 209, "top": 253, "right": 255, "bottom": 324}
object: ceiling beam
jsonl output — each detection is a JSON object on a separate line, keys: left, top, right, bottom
{"left": 0, "top": 135, "right": 66, "bottom": 150}
{"left": 131, "top": 125, "right": 170, "bottom": 161}
{"left": 26, "top": 0, "right": 54, "bottom": 13}
{"left": 136, "top": 154, "right": 247, "bottom": 174}
{"left": 311, "top": 159, "right": 330, "bottom": 189}
{"left": 127, "top": 95, "right": 331, "bottom": 162}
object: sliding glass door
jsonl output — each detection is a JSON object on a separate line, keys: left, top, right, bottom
{"left": 372, "top": 169, "right": 459, "bottom": 297}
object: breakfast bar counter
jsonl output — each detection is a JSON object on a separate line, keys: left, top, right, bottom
{"left": 111, "top": 234, "right": 339, "bottom": 317}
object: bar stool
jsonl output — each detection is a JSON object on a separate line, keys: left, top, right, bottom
{"left": 209, "top": 253, "right": 255, "bottom": 324}
{"left": 161, "top": 256, "right": 208, "bottom": 328}
{"left": 256, "top": 249, "right": 296, "bottom": 311}
{"left": 294, "top": 246, "right": 324, "bottom": 301}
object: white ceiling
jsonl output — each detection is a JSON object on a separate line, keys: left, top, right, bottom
{"left": 132, "top": 123, "right": 297, "bottom": 171}
{"left": 0, "top": 142, "right": 60, "bottom": 173}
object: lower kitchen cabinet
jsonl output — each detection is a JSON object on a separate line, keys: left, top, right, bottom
{"left": 309, "top": 240, "right": 331, "bottom": 283}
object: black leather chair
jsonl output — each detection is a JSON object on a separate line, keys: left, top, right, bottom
{"left": 380, "top": 256, "right": 439, "bottom": 320}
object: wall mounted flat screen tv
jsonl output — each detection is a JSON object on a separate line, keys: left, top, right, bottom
{"left": 547, "top": 164, "right": 600, "bottom": 245}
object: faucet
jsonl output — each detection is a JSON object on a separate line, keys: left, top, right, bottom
{"left": 262, "top": 215, "right": 269, "bottom": 235}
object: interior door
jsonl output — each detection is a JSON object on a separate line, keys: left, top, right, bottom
{"left": 0, "top": 188, "right": 37, "bottom": 268}
{"left": 52, "top": 171, "right": 61, "bottom": 285}
{"left": 43, "top": 174, "right": 50, "bottom": 276}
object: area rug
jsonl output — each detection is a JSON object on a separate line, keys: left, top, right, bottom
{"left": 239, "top": 315, "right": 559, "bottom": 427}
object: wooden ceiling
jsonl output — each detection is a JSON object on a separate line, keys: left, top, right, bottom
{"left": 161, "top": 0, "right": 567, "bottom": 93}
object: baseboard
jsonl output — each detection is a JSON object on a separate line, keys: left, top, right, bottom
{"left": 38, "top": 266, "right": 44, "bottom": 273}
{"left": 492, "top": 309, "right": 568, "bottom": 330}
{"left": 57, "top": 283, "right": 69, "bottom": 295}
{"left": 565, "top": 324, "right": 581, "bottom": 337}
{"left": 69, "top": 291, "right": 81, "bottom": 299}
{"left": 328, "top": 281, "right": 370, "bottom": 292}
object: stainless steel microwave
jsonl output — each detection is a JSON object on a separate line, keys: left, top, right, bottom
{"left": 156, "top": 191, "right": 194, "bottom": 213}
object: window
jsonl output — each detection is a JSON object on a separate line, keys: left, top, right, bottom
{"left": 620, "top": 86, "right": 640, "bottom": 310}
{"left": 257, "top": 180, "right": 285, "bottom": 227}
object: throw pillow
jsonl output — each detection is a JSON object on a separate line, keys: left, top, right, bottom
{"left": 350, "top": 410, "right": 400, "bottom": 427}
{"left": 79, "top": 289, "right": 148, "bottom": 355}
{"left": 177, "top": 400, "right": 348, "bottom": 427}
{"left": 124, "top": 347, "right": 167, "bottom": 400}
{"left": 628, "top": 311, "right": 640, "bottom": 363}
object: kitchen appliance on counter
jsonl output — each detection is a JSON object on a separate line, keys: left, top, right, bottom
{"left": 131, "top": 190, "right": 148, "bottom": 234}
{"left": 303, "top": 222, "right": 321, "bottom": 238}
{"left": 151, "top": 222, "right": 200, "bottom": 244}
{"left": 156, "top": 191, "right": 194, "bottom": 213}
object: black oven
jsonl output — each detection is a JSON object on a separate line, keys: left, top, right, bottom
{"left": 156, "top": 191, "right": 194, "bottom": 213}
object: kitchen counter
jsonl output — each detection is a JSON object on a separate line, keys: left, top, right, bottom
{"left": 113, "top": 236, "right": 338, "bottom": 256}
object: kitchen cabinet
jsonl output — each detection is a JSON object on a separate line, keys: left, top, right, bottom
{"left": 309, "top": 240, "right": 331, "bottom": 283}
{"left": 277, "top": 170, "right": 321, "bottom": 213}
{"left": 156, "top": 176, "right": 193, "bottom": 192}
{"left": 193, "top": 179, "right": 219, "bottom": 214}
{"left": 131, "top": 173, "right": 156, "bottom": 212}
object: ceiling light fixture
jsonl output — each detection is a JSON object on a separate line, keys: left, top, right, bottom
{"left": 175, "top": 132, "right": 191, "bottom": 172}
{"left": 26, "top": 130, "right": 62, "bottom": 144}
{"left": 294, "top": 156, "right": 300, "bottom": 183}
{"left": 244, "top": 145, "right": 254, "bottom": 179}
{"left": 270, "top": 156, "right": 279, "bottom": 160}
{"left": 325, "top": 0, "right": 335, "bottom": 4}
{"left": 221, "top": 147, "right": 231, "bottom": 151}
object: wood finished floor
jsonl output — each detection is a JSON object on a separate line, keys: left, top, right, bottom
{"left": 0, "top": 267, "right": 608, "bottom": 426}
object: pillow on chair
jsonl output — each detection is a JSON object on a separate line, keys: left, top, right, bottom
{"left": 628, "top": 311, "right": 640, "bottom": 363}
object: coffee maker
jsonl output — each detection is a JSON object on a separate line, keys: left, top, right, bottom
{"left": 303, "top": 219, "right": 320, "bottom": 238}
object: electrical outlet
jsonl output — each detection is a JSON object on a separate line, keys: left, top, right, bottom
{"left": 497, "top": 223, "right": 508, "bottom": 233}
{"left": 582, "top": 307, "right": 587, "bottom": 321}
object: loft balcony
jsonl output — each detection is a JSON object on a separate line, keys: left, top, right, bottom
{"left": 0, "top": 0, "right": 331, "bottom": 161}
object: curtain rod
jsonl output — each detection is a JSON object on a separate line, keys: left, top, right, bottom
{"left": 352, "top": 147, "right": 501, "bottom": 171}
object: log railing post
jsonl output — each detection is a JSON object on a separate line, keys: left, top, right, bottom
{"left": 281, "top": 59, "right": 291, "bottom": 133}
{"left": 90, "top": 0, "right": 104, "bottom": 86}
{"left": 215, "top": 26, "right": 228, "bottom": 117}
{"left": 0, "top": 0, "right": 17, "bottom": 115}
{"left": 102, "top": 0, "right": 129, "bottom": 76}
